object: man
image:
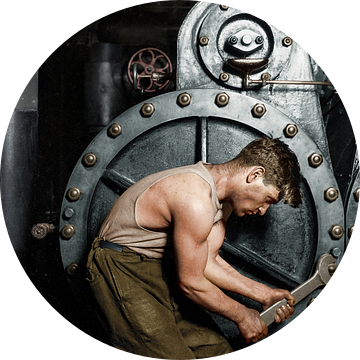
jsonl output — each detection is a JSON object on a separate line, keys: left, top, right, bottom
{"left": 86, "top": 137, "right": 302, "bottom": 359}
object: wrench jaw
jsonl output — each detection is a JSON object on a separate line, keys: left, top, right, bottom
{"left": 316, "top": 253, "right": 336, "bottom": 285}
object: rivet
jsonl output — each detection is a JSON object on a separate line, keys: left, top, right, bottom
{"left": 177, "top": 92, "right": 192, "bottom": 107}
{"left": 329, "top": 225, "right": 344, "bottom": 240}
{"left": 140, "top": 103, "right": 155, "bottom": 117}
{"left": 284, "top": 124, "right": 298, "bottom": 138}
{"left": 283, "top": 37, "right": 293, "bottom": 47}
{"left": 199, "top": 36, "right": 209, "bottom": 46}
{"left": 215, "top": 92, "right": 230, "bottom": 107}
{"left": 61, "top": 224, "right": 76, "bottom": 240}
{"left": 220, "top": 5, "right": 229, "bottom": 10}
{"left": 82, "top": 152, "right": 97, "bottom": 167}
{"left": 307, "top": 297, "right": 316, "bottom": 306}
{"left": 324, "top": 187, "right": 339, "bottom": 202}
{"left": 66, "top": 187, "right": 81, "bottom": 201}
{"left": 349, "top": 225, "right": 354, "bottom": 238}
{"left": 107, "top": 123, "right": 122, "bottom": 138}
{"left": 219, "top": 72, "right": 230, "bottom": 82}
{"left": 252, "top": 103, "right": 267, "bottom": 118}
{"left": 354, "top": 188, "right": 360, "bottom": 202}
{"left": 328, "top": 262, "right": 338, "bottom": 275}
{"left": 308, "top": 153, "right": 323, "bottom": 168}
{"left": 65, "top": 262, "right": 79, "bottom": 277}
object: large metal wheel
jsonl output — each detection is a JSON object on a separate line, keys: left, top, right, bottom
{"left": 59, "top": 88, "right": 344, "bottom": 346}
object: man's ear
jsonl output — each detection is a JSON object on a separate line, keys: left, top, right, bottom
{"left": 246, "top": 166, "right": 265, "bottom": 183}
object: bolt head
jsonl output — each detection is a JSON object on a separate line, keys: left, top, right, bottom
{"left": 65, "top": 262, "right": 79, "bottom": 277}
{"left": 308, "top": 153, "right": 323, "bottom": 168}
{"left": 329, "top": 225, "right": 344, "bottom": 240}
{"left": 284, "top": 124, "right": 298, "bottom": 138}
{"left": 229, "top": 36, "right": 238, "bottom": 45}
{"left": 255, "top": 36, "right": 264, "bottom": 44}
{"left": 328, "top": 262, "right": 338, "bottom": 275}
{"left": 66, "top": 187, "right": 81, "bottom": 201}
{"left": 220, "top": 5, "right": 229, "bottom": 10}
{"left": 108, "top": 123, "right": 122, "bottom": 138}
{"left": 63, "top": 207, "right": 75, "bottom": 219}
{"left": 199, "top": 36, "right": 209, "bottom": 46}
{"left": 61, "top": 224, "right": 76, "bottom": 240}
{"left": 215, "top": 92, "right": 230, "bottom": 107}
{"left": 349, "top": 225, "right": 354, "bottom": 238}
{"left": 82, "top": 152, "right": 97, "bottom": 167}
{"left": 219, "top": 72, "right": 230, "bottom": 82}
{"left": 31, "top": 224, "right": 47, "bottom": 239}
{"left": 330, "top": 247, "right": 342, "bottom": 258}
{"left": 283, "top": 36, "right": 293, "bottom": 47}
{"left": 140, "top": 103, "right": 155, "bottom": 117}
{"left": 177, "top": 92, "right": 191, "bottom": 107}
{"left": 354, "top": 188, "right": 360, "bottom": 202}
{"left": 324, "top": 187, "right": 339, "bottom": 202}
{"left": 252, "top": 103, "right": 267, "bottom": 118}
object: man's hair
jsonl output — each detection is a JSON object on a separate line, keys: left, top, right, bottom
{"left": 225, "top": 137, "right": 302, "bottom": 207}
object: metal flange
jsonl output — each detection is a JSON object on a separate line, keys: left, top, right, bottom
{"left": 60, "top": 89, "right": 345, "bottom": 280}
{"left": 58, "top": 89, "right": 346, "bottom": 344}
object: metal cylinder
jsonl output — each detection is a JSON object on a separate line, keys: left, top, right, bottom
{"left": 1, "top": 74, "right": 38, "bottom": 266}
{"left": 84, "top": 43, "right": 123, "bottom": 133}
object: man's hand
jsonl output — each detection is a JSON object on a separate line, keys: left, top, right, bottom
{"left": 237, "top": 307, "right": 268, "bottom": 343}
{"left": 262, "top": 288, "right": 295, "bottom": 323}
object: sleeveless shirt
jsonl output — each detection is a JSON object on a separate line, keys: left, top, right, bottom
{"left": 98, "top": 161, "right": 223, "bottom": 258}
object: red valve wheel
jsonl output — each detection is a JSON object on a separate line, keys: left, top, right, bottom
{"left": 128, "top": 47, "right": 173, "bottom": 92}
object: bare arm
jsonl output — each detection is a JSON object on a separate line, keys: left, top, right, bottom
{"left": 204, "top": 220, "right": 267, "bottom": 301}
{"left": 169, "top": 176, "right": 268, "bottom": 343}
{"left": 204, "top": 219, "right": 295, "bottom": 319}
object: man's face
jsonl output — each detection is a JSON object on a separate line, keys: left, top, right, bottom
{"left": 233, "top": 178, "right": 280, "bottom": 217}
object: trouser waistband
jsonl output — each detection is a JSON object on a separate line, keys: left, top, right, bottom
{"left": 99, "top": 240, "right": 123, "bottom": 253}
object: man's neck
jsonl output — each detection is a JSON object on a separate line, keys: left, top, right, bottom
{"left": 204, "top": 163, "right": 232, "bottom": 202}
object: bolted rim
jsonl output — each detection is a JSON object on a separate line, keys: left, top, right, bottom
{"left": 60, "top": 89, "right": 345, "bottom": 279}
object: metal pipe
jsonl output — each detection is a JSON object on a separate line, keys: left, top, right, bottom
{"left": 250, "top": 79, "right": 333, "bottom": 86}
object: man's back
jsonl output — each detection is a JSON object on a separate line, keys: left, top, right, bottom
{"left": 98, "top": 161, "right": 222, "bottom": 258}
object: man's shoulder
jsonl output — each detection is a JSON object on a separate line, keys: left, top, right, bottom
{"left": 163, "top": 173, "right": 213, "bottom": 221}
{"left": 163, "top": 172, "right": 212, "bottom": 198}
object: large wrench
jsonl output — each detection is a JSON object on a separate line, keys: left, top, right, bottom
{"left": 260, "top": 253, "right": 337, "bottom": 327}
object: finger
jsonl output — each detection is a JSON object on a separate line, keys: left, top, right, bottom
{"left": 263, "top": 324, "right": 268, "bottom": 336}
{"left": 286, "top": 293, "right": 296, "bottom": 306}
{"left": 276, "top": 307, "right": 286, "bottom": 322}
{"left": 287, "top": 304, "right": 294, "bottom": 316}
{"left": 274, "top": 313, "right": 281, "bottom": 323}
{"left": 281, "top": 304, "right": 291, "bottom": 319}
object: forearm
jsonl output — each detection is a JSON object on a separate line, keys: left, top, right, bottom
{"left": 204, "top": 254, "right": 272, "bottom": 304}
{"left": 178, "top": 274, "right": 250, "bottom": 325}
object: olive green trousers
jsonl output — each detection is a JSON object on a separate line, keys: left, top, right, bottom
{"left": 86, "top": 237, "right": 233, "bottom": 359}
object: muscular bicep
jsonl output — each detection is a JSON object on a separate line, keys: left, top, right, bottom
{"left": 169, "top": 184, "right": 214, "bottom": 290}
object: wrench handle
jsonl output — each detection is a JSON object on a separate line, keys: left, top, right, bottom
{"left": 260, "top": 270, "right": 324, "bottom": 327}
{"left": 260, "top": 298, "right": 288, "bottom": 327}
